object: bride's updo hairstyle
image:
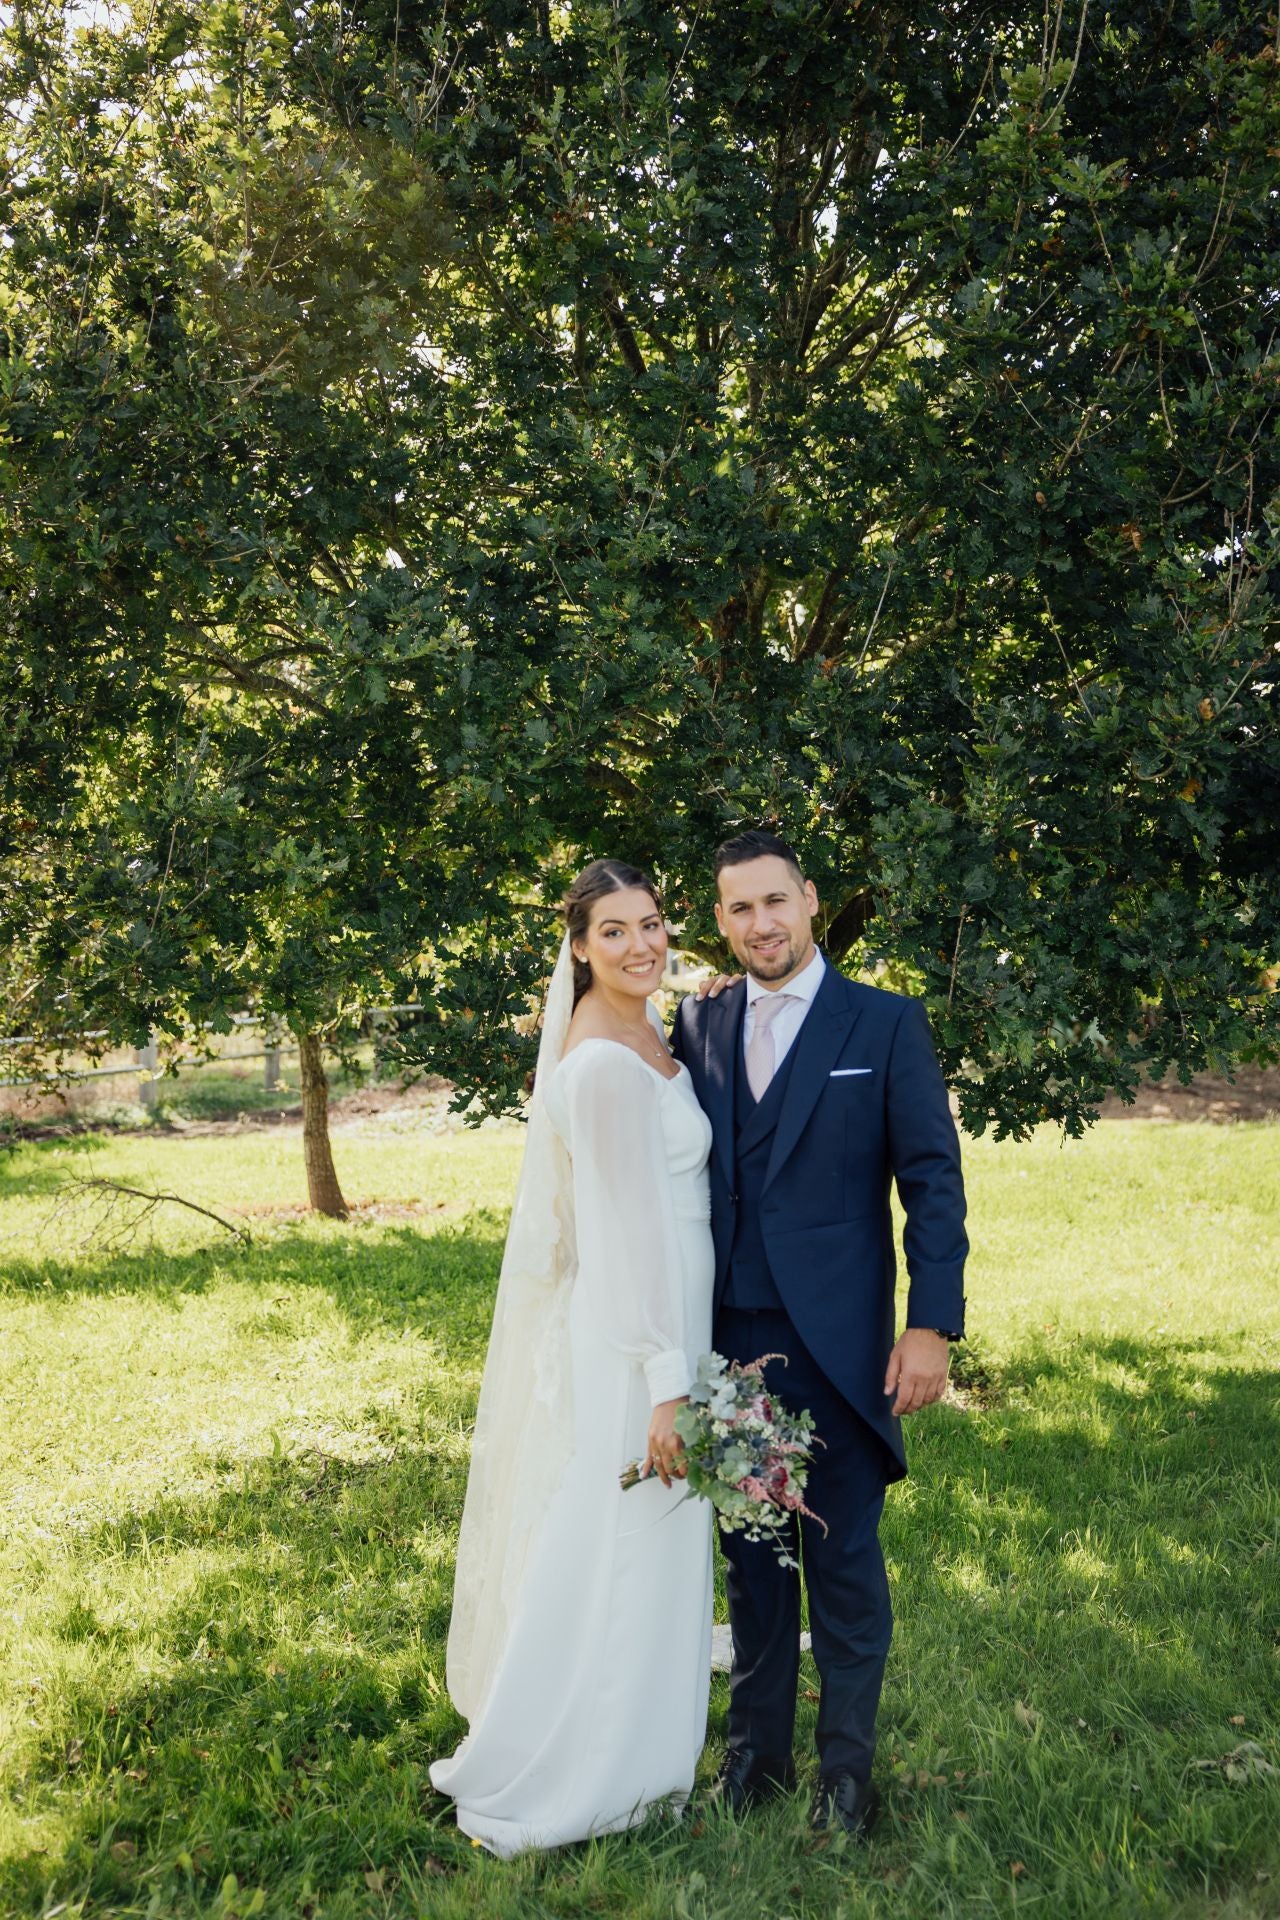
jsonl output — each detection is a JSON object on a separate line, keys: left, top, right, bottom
{"left": 563, "top": 858, "right": 663, "bottom": 1009}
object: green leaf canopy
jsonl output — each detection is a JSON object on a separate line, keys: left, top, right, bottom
{"left": 2, "top": 1, "right": 1277, "bottom": 1136}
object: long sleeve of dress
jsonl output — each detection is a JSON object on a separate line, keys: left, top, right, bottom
{"left": 564, "top": 1046, "right": 691, "bottom": 1407}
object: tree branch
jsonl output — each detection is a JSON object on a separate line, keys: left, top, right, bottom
{"left": 804, "top": 263, "right": 931, "bottom": 383}
{"left": 823, "top": 888, "right": 875, "bottom": 961}
{"left": 53, "top": 1175, "right": 253, "bottom": 1248}
{"left": 168, "top": 635, "right": 330, "bottom": 715}
{"left": 584, "top": 761, "right": 640, "bottom": 800}
{"left": 795, "top": 567, "right": 844, "bottom": 661}
{"left": 613, "top": 279, "right": 682, "bottom": 368}
{"left": 311, "top": 540, "right": 355, "bottom": 593}
{"left": 603, "top": 288, "right": 648, "bottom": 378}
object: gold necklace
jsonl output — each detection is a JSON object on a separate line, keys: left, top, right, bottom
{"left": 611, "top": 1012, "right": 671, "bottom": 1066}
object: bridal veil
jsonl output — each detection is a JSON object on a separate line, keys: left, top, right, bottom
{"left": 444, "top": 934, "right": 578, "bottom": 1722}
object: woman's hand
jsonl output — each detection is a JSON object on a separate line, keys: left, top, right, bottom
{"left": 695, "top": 973, "right": 740, "bottom": 999}
{"left": 643, "top": 1397, "right": 689, "bottom": 1488}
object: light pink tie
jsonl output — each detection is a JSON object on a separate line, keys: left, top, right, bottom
{"left": 746, "top": 993, "right": 797, "bottom": 1101}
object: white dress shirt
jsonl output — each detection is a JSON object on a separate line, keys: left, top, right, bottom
{"left": 742, "top": 945, "right": 826, "bottom": 1073}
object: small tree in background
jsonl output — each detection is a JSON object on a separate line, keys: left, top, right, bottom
{"left": 0, "top": 0, "right": 517, "bottom": 1209}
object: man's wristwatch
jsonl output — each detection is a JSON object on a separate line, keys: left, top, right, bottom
{"left": 926, "top": 1327, "right": 962, "bottom": 1342}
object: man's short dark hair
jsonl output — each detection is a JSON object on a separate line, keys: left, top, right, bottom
{"left": 714, "top": 828, "right": 805, "bottom": 888}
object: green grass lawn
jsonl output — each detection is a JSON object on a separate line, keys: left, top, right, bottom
{"left": 1, "top": 1116, "right": 1277, "bottom": 1920}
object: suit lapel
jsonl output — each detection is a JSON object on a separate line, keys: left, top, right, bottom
{"left": 763, "top": 967, "right": 861, "bottom": 1192}
{"left": 703, "top": 982, "right": 744, "bottom": 1191}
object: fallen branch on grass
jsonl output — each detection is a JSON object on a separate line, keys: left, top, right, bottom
{"left": 50, "top": 1175, "right": 253, "bottom": 1249}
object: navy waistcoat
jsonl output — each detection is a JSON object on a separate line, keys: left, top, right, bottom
{"left": 723, "top": 1030, "right": 802, "bottom": 1310}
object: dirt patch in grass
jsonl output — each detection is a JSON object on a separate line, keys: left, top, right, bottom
{"left": 227, "top": 1195, "right": 455, "bottom": 1221}
{"left": 168, "top": 1078, "right": 458, "bottom": 1137}
{"left": 1095, "top": 1064, "right": 1280, "bottom": 1124}
{"left": 0, "top": 1073, "right": 457, "bottom": 1142}
{"left": 944, "top": 1348, "right": 1002, "bottom": 1410}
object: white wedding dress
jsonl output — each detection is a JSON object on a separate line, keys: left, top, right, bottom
{"left": 429, "top": 992, "right": 716, "bottom": 1857}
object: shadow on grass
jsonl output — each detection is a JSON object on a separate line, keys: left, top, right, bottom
{"left": 898, "top": 1332, "right": 1280, "bottom": 1593}
{"left": 0, "top": 1441, "right": 471, "bottom": 1916}
{"left": 4, "top": 1335, "right": 1278, "bottom": 1918}
{"left": 937, "top": 1330, "right": 1280, "bottom": 1477}
{"left": 883, "top": 1335, "right": 1279, "bottom": 1749}
{"left": 0, "top": 1217, "right": 509, "bottom": 1354}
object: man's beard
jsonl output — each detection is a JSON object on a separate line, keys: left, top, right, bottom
{"left": 742, "top": 932, "right": 812, "bottom": 983}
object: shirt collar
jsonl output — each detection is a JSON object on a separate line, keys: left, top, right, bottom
{"left": 745, "top": 944, "right": 826, "bottom": 1008}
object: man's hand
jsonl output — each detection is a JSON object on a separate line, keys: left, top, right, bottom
{"left": 694, "top": 972, "right": 739, "bottom": 999}
{"left": 884, "top": 1328, "right": 950, "bottom": 1417}
{"left": 643, "top": 1397, "right": 690, "bottom": 1488}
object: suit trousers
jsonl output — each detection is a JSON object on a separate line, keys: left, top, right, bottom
{"left": 715, "top": 1304, "right": 893, "bottom": 1783}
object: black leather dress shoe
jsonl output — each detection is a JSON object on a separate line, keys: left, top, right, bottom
{"left": 811, "top": 1772, "right": 881, "bottom": 1839}
{"left": 706, "top": 1746, "right": 797, "bottom": 1814}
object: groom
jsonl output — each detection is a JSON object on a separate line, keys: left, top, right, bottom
{"left": 671, "top": 830, "right": 968, "bottom": 1838}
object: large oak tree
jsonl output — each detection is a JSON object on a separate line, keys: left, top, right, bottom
{"left": 3, "top": 0, "right": 1277, "bottom": 1166}
{"left": 328, "top": 0, "right": 1280, "bottom": 1135}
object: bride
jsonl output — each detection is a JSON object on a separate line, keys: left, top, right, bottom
{"left": 429, "top": 858, "right": 716, "bottom": 1856}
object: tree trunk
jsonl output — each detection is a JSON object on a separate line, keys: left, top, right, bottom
{"left": 134, "top": 1032, "right": 159, "bottom": 1110}
{"left": 296, "top": 1030, "right": 349, "bottom": 1219}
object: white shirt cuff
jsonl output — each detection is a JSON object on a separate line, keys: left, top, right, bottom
{"left": 644, "top": 1349, "right": 692, "bottom": 1406}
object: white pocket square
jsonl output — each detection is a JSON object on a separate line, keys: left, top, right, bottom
{"left": 830, "top": 1067, "right": 873, "bottom": 1077}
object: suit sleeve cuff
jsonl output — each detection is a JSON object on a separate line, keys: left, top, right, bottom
{"left": 906, "top": 1269, "right": 966, "bottom": 1339}
{"left": 644, "top": 1349, "right": 692, "bottom": 1406}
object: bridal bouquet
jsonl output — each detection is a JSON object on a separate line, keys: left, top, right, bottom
{"left": 620, "top": 1351, "right": 826, "bottom": 1568}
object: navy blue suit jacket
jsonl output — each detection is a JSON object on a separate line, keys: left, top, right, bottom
{"left": 671, "top": 960, "right": 968, "bottom": 1476}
